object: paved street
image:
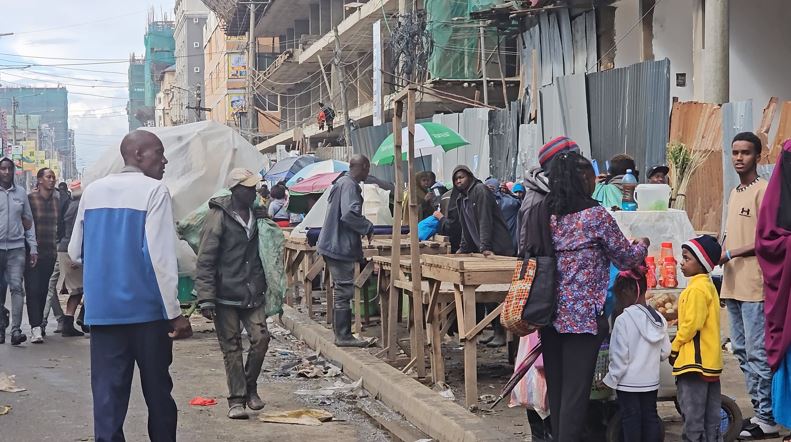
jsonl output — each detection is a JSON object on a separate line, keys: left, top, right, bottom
{"left": 0, "top": 306, "right": 394, "bottom": 441}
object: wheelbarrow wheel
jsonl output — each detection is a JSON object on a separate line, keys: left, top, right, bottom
{"left": 604, "top": 411, "right": 666, "bottom": 442}
{"left": 673, "top": 395, "right": 743, "bottom": 442}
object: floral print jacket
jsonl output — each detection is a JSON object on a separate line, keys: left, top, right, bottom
{"left": 551, "top": 205, "right": 647, "bottom": 334}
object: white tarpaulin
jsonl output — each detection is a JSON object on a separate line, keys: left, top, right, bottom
{"left": 290, "top": 184, "right": 392, "bottom": 238}
{"left": 81, "top": 121, "right": 266, "bottom": 220}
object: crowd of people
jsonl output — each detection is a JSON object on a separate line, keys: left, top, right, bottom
{"left": 5, "top": 125, "right": 791, "bottom": 442}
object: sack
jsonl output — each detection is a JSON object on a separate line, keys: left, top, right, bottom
{"left": 501, "top": 199, "right": 556, "bottom": 336}
{"left": 257, "top": 219, "right": 286, "bottom": 317}
{"left": 176, "top": 189, "right": 232, "bottom": 253}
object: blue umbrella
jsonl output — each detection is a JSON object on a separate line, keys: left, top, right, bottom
{"left": 286, "top": 160, "right": 349, "bottom": 186}
{"left": 263, "top": 155, "right": 318, "bottom": 183}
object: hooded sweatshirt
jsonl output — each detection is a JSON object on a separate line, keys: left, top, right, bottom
{"left": 452, "top": 165, "right": 514, "bottom": 256}
{"left": 517, "top": 167, "right": 550, "bottom": 256}
{"left": 603, "top": 304, "right": 671, "bottom": 392}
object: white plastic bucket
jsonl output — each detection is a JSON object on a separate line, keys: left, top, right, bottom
{"left": 634, "top": 184, "right": 671, "bottom": 211}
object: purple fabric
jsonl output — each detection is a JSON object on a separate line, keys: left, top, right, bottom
{"left": 756, "top": 140, "right": 791, "bottom": 371}
{"left": 551, "top": 205, "right": 647, "bottom": 334}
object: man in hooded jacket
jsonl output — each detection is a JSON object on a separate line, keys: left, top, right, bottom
{"left": 452, "top": 165, "right": 513, "bottom": 257}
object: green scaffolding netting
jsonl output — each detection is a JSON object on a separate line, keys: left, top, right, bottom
{"left": 426, "top": 0, "right": 500, "bottom": 79}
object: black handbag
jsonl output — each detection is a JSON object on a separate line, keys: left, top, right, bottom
{"left": 520, "top": 199, "right": 557, "bottom": 327}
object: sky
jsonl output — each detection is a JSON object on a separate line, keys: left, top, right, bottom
{"left": 0, "top": 1, "right": 175, "bottom": 173}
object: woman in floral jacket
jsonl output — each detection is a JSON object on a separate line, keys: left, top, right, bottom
{"left": 540, "top": 152, "right": 648, "bottom": 441}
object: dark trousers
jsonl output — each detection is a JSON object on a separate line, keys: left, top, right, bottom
{"left": 617, "top": 390, "right": 661, "bottom": 442}
{"left": 325, "top": 257, "right": 356, "bottom": 311}
{"left": 24, "top": 255, "right": 56, "bottom": 328}
{"left": 676, "top": 374, "right": 722, "bottom": 442}
{"left": 90, "top": 321, "right": 177, "bottom": 442}
{"left": 214, "top": 304, "right": 271, "bottom": 406}
{"left": 540, "top": 323, "right": 606, "bottom": 442}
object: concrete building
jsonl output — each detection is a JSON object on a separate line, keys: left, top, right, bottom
{"left": 173, "top": 0, "right": 210, "bottom": 124}
{"left": 144, "top": 18, "right": 176, "bottom": 108}
{"left": 155, "top": 66, "right": 178, "bottom": 127}
{"left": 127, "top": 54, "right": 147, "bottom": 130}
{"left": 203, "top": 12, "right": 249, "bottom": 130}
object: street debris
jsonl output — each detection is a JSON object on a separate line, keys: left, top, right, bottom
{"left": 188, "top": 397, "right": 218, "bottom": 406}
{"left": 478, "top": 394, "right": 497, "bottom": 404}
{"left": 432, "top": 382, "right": 455, "bottom": 401}
{"left": 294, "top": 378, "right": 365, "bottom": 398}
{"left": 258, "top": 408, "right": 333, "bottom": 426}
{"left": 0, "top": 373, "right": 25, "bottom": 393}
{"left": 0, "top": 405, "right": 11, "bottom": 416}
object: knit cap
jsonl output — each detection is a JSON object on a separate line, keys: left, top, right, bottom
{"left": 682, "top": 235, "right": 722, "bottom": 274}
{"left": 539, "top": 136, "right": 580, "bottom": 167}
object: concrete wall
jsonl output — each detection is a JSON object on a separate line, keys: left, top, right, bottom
{"left": 612, "top": 0, "right": 791, "bottom": 126}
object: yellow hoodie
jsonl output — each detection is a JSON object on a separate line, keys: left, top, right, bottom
{"left": 670, "top": 274, "right": 723, "bottom": 377}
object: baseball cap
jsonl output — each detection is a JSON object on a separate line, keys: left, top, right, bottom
{"left": 227, "top": 168, "right": 261, "bottom": 188}
{"left": 647, "top": 165, "right": 670, "bottom": 179}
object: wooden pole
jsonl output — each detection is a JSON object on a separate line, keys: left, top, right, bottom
{"left": 387, "top": 100, "right": 404, "bottom": 361}
{"left": 406, "top": 85, "right": 426, "bottom": 378}
{"left": 496, "top": 38, "right": 509, "bottom": 110}
{"left": 316, "top": 54, "right": 333, "bottom": 102}
{"left": 479, "top": 22, "right": 489, "bottom": 106}
{"left": 333, "top": 27, "right": 354, "bottom": 146}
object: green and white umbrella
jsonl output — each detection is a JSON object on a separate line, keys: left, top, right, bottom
{"left": 371, "top": 122, "right": 469, "bottom": 166}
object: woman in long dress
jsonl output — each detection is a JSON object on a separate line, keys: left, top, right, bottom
{"left": 755, "top": 139, "right": 791, "bottom": 438}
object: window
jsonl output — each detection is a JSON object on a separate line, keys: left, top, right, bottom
{"left": 193, "top": 17, "right": 200, "bottom": 24}
{"left": 194, "top": 67, "right": 201, "bottom": 73}
{"left": 193, "top": 41, "right": 200, "bottom": 48}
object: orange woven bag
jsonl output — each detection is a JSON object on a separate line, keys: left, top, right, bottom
{"left": 501, "top": 258, "right": 538, "bottom": 336}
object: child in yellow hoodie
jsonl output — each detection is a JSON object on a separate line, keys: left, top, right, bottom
{"left": 670, "top": 235, "right": 723, "bottom": 441}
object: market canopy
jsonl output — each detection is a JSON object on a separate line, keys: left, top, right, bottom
{"left": 286, "top": 159, "right": 348, "bottom": 187}
{"left": 371, "top": 122, "right": 469, "bottom": 166}
{"left": 264, "top": 155, "right": 318, "bottom": 183}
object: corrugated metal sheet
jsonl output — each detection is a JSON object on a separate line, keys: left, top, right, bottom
{"left": 585, "top": 11, "right": 597, "bottom": 73}
{"left": 587, "top": 59, "right": 670, "bottom": 176}
{"left": 558, "top": 8, "right": 573, "bottom": 76}
{"left": 488, "top": 103, "right": 520, "bottom": 180}
{"left": 539, "top": 13, "right": 552, "bottom": 86}
{"left": 720, "top": 100, "right": 753, "bottom": 230}
{"left": 433, "top": 108, "right": 491, "bottom": 183}
{"left": 518, "top": 123, "right": 543, "bottom": 176}
{"left": 572, "top": 14, "right": 587, "bottom": 74}
{"left": 540, "top": 73, "right": 592, "bottom": 158}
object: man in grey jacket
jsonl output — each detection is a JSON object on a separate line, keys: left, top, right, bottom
{"left": 317, "top": 155, "right": 374, "bottom": 347}
{"left": 0, "top": 157, "right": 37, "bottom": 345}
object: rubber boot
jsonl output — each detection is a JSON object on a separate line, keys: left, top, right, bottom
{"left": 61, "top": 316, "right": 84, "bottom": 337}
{"left": 486, "top": 320, "right": 507, "bottom": 347}
{"left": 333, "top": 309, "right": 368, "bottom": 348}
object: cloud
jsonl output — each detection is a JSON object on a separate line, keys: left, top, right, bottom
{"left": 24, "top": 37, "right": 81, "bottom": 46}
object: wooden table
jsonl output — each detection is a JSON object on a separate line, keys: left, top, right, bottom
{"left": 420, "top": 254, "right": 516, "bottom": 408}
{"left": 284, "top": 235, "right": 448, "bottom": 332}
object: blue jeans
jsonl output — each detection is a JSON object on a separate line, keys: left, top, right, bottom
{"left": 724, "top": 299, "right": 775, "bottom": 425}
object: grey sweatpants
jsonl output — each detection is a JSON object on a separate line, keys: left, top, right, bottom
{"left": 676, "top": 373, "right": 722, "bottom": 442}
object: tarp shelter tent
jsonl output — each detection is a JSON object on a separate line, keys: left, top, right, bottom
{"left": 81, "top": 120, "right": 267, "bottom": 220}
{"left": 290, "top": 184, "right": 393, "bottom": 238}
{"left": 264, "top": 155, "right": 318, "bottom": 183}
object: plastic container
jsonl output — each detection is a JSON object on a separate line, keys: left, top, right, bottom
{"left": 621, "top": 169, "right": 638, "bottom": 211}
{"left": 646, "top": 256, "right": 658, "bottom": 288}
{"left": 660, "top": 257, "right": 678, "bottom": 288}
{"left": 634, "top": 184, "right": 671, "bottom": 211}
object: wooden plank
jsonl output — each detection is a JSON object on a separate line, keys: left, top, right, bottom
{"left": 430, "top": 299, "right": 446, "bottom": 384}
{"left": 354, "top": 261, "right": 375, "bottom": 288}
{"left": 462, "top": 284, "right": 479, "bottom": 408}
{"left": 453, "top": 284, "right": 465, "bottom": 337}
{"left": 388, "top": 96, "right": 404, "bottom": 362}
{"left": 378, "top": 268, "right": 390, "bottom": 351}
{"left": 353, "top": 262, "right": 362, "bottom": 334}
{"left": 463, "top": 304, "right": 503, "bottom": 341}
{"left": 425, "top": 280, "right": 441, "bottom": 324}
{"left": 360, "top": 400, "right": 430, "bottom": 442}
{"left": 306, "top": 255, "right": 325, "bottom": 281}
{"left": 303, "top": 252, "right": 313, "bottom": 317}
{"left": 462, "top": 270, "right": 516, "bottom": 286}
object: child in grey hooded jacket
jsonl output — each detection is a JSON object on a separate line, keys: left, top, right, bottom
{"left": 604, "top": 266, "right": 671, "bottom": 442}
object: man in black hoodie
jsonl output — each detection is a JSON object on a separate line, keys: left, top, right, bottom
{"left": 452, "top": 165, "right": 513, "bottom": 257}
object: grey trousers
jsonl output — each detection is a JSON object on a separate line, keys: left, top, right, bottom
{"left": 42, "top": 257, "right": 64, "bottom": 329}
{"left": 214, "top": 303, "right": 271, "bottom": 406}
{"left": 325, "top": 257, "right": 355, "bottom": 311}
{"left": 676, "top": 373, "right": 722, "bottom": 442}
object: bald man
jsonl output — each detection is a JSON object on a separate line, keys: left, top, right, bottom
{"left": 70, "top": 130, "right": 192, "bottom": 442}
{"left": 317, "top": 154, "right": 374, "bottom": 347}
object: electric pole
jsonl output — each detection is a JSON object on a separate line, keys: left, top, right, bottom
{"left": 246, "top": 2, "right": 258, "bottom": 142}
{"left": 186, "top": 83, "right": 211, "bottom": 120}
{"left": 11, "top": 97, "right": 17, "bottom": 146}
{"left": 333, "top": 27, "right": 353, "bottom": 147}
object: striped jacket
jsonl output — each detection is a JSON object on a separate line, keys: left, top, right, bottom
{"left": 68, "top": 167, "right": 181, "bottom": 326}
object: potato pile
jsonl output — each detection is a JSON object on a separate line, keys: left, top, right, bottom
{"left": 646, "top": 291, "right": 678, "bottom": 325}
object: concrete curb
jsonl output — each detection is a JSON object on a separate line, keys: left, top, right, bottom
{"left": 281, "top": 305, "right": 510, "bottom": 442}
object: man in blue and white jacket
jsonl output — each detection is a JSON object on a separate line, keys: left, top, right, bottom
{"left": 69, "top": 130, "right": 192, "bottom": 442}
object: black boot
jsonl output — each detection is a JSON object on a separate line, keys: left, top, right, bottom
{"left": 333, "top": 309, "right": 368, "bottom": 348}
{"left": 0, "top": 307, "right": 8, "bottom": 344}
{"left": 61, "top": 316, "right": 84, "bottom": 337}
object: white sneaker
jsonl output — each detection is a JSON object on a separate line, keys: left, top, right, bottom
{"left": 30, "top": 326, "right": 44, "bottom": 344}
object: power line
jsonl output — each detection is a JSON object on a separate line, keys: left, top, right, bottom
{"left": 12, "top": 9, "right": 147, "bottom": 35}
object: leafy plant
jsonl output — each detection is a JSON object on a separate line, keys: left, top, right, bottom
{"left": 667, "top": 141, "right": 711, "bottom": 210}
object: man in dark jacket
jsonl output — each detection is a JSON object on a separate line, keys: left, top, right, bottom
{"left": 452, "top": 165, "right": 514, "bottom": 257}
{"left": 317, "top": 155, "right": 374, "bottom": 347}
{"left": 485, "top": 177, "right": 520, "bottom": 252}
{"left": 196, "top": 168, "right": 270, "bottom": 420}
